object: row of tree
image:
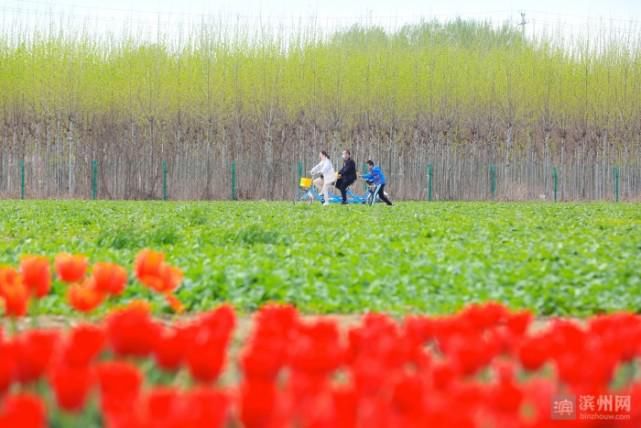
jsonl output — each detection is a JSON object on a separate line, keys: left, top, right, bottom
{"left": 1, "top": 21, "right": 640, "bottom": 199}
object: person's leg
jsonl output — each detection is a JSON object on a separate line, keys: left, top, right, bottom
{"left": 313, "top": 177, "right": 324, "bottom": 201}
{"left": 344, "top": 179, "right": 356, "bottom": 203}
{"left": 377, "top": 184, "right": 392, "bottom": 205}
{"left": 340, "top": 186, "right": 347, "bottom": 203}
{"left": 313, "top": 177, "right": 323, "bottom": 193}
{"left": 322, "top": 182, "right": 331, "bottom": 204}
{"left": 335, "top": 178, "right": 347, "bottom": 203}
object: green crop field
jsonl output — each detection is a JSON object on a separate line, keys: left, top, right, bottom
{"left": 1, "top": 200, "right": 639, "bottom": 316}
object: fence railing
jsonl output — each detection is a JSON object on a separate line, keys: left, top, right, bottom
{"left": 0, "top": 154, "right": 635, "bottom": 201}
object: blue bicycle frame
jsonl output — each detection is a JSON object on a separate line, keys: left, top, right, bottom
{"left": 296, "top": 182, "right": 380, "bottom": 205}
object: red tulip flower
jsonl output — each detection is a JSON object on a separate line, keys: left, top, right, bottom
{"left": 186, "top": 339, "right": 226, "bottom": 384}
{"left": 67, "top": 278, "right": 105, "bottom": 313}
{"left": 106, "top": 304, "right": 160, "bottom": 358}
{"left": 54, "top": 253, "right": 88, "bottom": 283}
{"left": 62, "top": 323, "right": 106, "bottom": 367}
{"left": 239, "top": 380, "right": 278, "bottom": 428}
{"left": 96, "top": 361, "right": 143, "bottom": 417}
{"left": 93, "top": 262, "right": 128, "bottom": 296}
{"left": 0, "top": 267, "right": 28, "bottom": 317}
{"left": 134, "top": 249, "right": 164, "bottom": 283}
{"left": 144, "top": 387, "right": 179, "bottom": 422}
{"left": 154, "top": 326, "right": 187, "bottom": 372}
{"left": 49, "top": 364, "right": 93, "bottom": 412}
{"left": 19, "top": 256, "right": 51, "bottom": 298}
{"left": 0, "top": 341, "right": 17, "bottom": 394}
{"left": 177, "top": 387, "right": 230, "bottom": 428}
{"left": 14, "top": 330, "right": 60, "bottom": 384}
{"left": 0, "top": 393, "right": 47, "bottom": 428}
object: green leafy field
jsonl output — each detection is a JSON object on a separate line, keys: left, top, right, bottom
{"left": 0, "top": 201, "right": 639, "bottom": 316}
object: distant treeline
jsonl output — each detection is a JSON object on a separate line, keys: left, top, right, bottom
{"left": 1, "top": 20, "right": 640, "bottom": 199}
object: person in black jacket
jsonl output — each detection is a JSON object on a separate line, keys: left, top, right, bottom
{"left": 335, "top": 149, "right": 357, "bottom": 204}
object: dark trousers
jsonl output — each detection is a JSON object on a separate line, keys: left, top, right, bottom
{"left": 377, "top": 184, "right": 393, "bottom": 205}
{"left": 335, "top": 178, "right": 354, "bottom": 203}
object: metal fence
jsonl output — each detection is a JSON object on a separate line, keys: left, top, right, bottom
{"left": 0, "top": 150, "right": 635, "bottom": 201}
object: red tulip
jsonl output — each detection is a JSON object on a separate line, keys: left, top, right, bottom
{"left": 54, "top": 253, "right": 88, "bottom": 283}
{"left": 176, "top": 387, "right": 230, "bottom": 428}
{"left": 0, "top": 267, "right": 21, "bottom": 292}
{"left": 182, "top": 307, "right": 237, "bottom": 384}
{"left": 19, "top": 256, "right": 51, "bottom": 298}
{"left": 93, "top": 262, "right": 128, "bottom": 296}
{"left": 153, "top": 326, "right": 188, "bottom": 372}
{"left": 50, "top": 364, "right": 93, "bottom": 412}
{"left": 491, "top": 380, "right": 523, "bottom": 413}
{"left": 459, "top": 302, "right": 509, "bottom": 331}
{"left": 106, "top": 304, "right": 160, "bottom": 358}
{"left": 331, "top": 385, "right": 359, "bottom": 428}
{"left": 134, "top": 250, "right": 183, "bottom": 294}
{"left": 432, "top": 361, "right": 457, "bottom": 390}
{"left": 0, "top": 341, "right": 17, "bottom": 394}
{"left": 96, "top": 361, "right": 143, "bottom": 417}
{"left": 240, "top": 340, "right": 285, "bottom": 382}
{"left": 391, "top": 372, "right": 425, "bottom": 416}
{"left": 62, "top": 323, "right": 106, "bottom": 367}
{"left": 239, "top": 380, "right": 278, "bottom": 428}
{"left": 289, "top": 320, "right": 343, "bottom": 375}
{"left": 144, "top": 387, "right": 179, "bottom": 423}
{"left": 134, "top": 249, "right": 164, "bottom": 283}
{"left": 186, "top": 339, "right": 226, "bottom": 384}
{"left": 517, "top": 335, "right": 549, "bottom": 372}
{"left": 0, "top": 267, "right": 28, "bottom": 317}
{"left": 15, "top": 330, "right": 59, "bottom": 384}
{"left": 505, "top": 310, "right": 533, "bottom": 337}
{"left": 197, "top": 305, "right": 236, "bottom": 337}
{"left": 241, "top": 305, "right": 297, "bottom": 382}
{"left": 67, "top": 278, "right": 105, "bottom": 313}
{"left": 0, "top": 393, "right": 47, "bottom": 428}
{"left": 157, "top": 265, "right": 183, "bottom": 294}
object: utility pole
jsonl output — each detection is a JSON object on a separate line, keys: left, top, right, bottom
{"left": 519, "top": 11, "right": 527, "bottom": 38}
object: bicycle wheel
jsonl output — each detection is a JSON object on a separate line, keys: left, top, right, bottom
{"left": 366, "top": 190, "right": 375, "bottom": 206}
{"left": 294, "top": 188, "right": 313, "bottom": 205}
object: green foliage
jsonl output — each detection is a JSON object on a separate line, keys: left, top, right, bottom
{"left": 0, "top": 20, "right": 639, "bottom": 128}
{"left": 0, "top": 201, "right": 639, "bottom": 316}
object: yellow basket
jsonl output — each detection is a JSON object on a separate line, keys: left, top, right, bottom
{"left": 299, "top": 177, "right": 312, "bottom": 188}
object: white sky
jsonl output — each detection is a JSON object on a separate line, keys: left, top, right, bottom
{"left": 2, "top": 0, "right": 641, "bottom": 42}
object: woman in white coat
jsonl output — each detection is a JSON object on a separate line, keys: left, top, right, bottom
{"left": 310, "top": 151, "right": 336, "bottom": 206}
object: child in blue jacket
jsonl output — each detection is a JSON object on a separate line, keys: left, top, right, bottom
{"left": 361, "top": 160, "right": 393, "bottom": 205}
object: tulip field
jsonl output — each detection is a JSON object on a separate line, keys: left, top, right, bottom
{"left": 1, "top": 200, "right": 641, "bottom": 427}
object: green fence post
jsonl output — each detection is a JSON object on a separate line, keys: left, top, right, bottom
{"left": 20, "top": 159, "right": 25, "bottom": 200}
{"left": 297, "top": 160, "right": 303, "bottom": 191}
{"left": 162, "top": 160, "right": 168, "bottom": 201}
{"left": 489, "top": 164, "right": 497, "bottom": 199}
{"left": 231, "top": 160, "right": 237, "bottom": 200}
{"left": 426, "top": 164, "right": 433, "bottom": 201}
{"left": 552, "top": 166, "right": 558, "bottom": 202}
{"left": 91, "top": 159, "right": 98, "bottom": 200}
{"left": 613, "top": 166, "right": 620, "bottom": 202}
